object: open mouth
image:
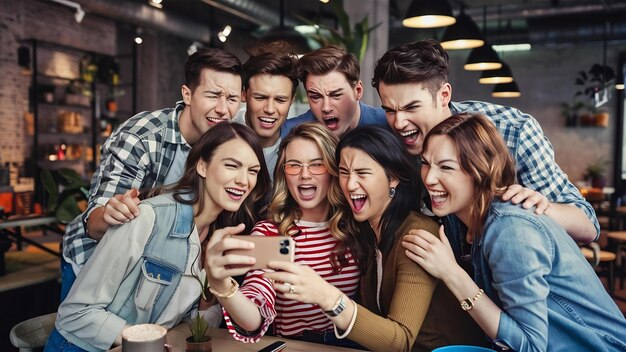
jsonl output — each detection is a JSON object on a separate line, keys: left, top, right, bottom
{"left": 398, "top": 129, "right": 419, "bottom": 145}
{"left": 298, "top": 185, "right": 317, "bottom": 201}
{"left": 429, "top": 190, "right": 448, "bottom": 207}
{"left": 350, "top": 194, "right": 367, "bottom": 212}
{"left": 258, "top": 116, "right": 278, "bottom": 129}
{"left": 323, "top": 116, "right": 339, "bottom": 130}
{"left": 225, "top": 187, "right": 245, "bottom": 201}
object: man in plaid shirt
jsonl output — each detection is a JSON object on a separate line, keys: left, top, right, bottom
{"left": 372, "top": 39, "right": 598, "bottom": 244}
{"left": 60, "top": 48, "right": 244, "bottom": 299}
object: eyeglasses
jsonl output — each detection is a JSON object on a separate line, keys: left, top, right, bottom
{"left": 283, "top": 162, "right": 327, "bottom": 175}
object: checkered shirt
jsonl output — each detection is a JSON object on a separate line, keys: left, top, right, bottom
{"left": 62, "top": 101, "right": 191, "bottom": 268}
{"left": 450, "top": 100, "right": 599, "bottom": 237}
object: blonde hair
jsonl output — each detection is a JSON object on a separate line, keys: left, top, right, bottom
{"left": 268, "top": 122, "right": 357, "bottom": 270}
{"left": 423, "top": 113, "right": 516, "bottom": 238}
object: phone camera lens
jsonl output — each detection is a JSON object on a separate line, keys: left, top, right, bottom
{"left": 280, "top": 247, "right": 289, "bottom": 255}
{"left": 280, "top": 239, "right": 289, "bottom": 247}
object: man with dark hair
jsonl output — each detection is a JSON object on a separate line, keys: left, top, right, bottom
{"left": 373, "top": 39, "right": 598, "bottom": 243}
{"left": 281, "top": 45, "right": 387, "bottom": 138}
{"left": 235, "top": 42, "right": 299, "bottom": 180}
{"left": 61, "top": 48, "right": 244, "bottom": 299}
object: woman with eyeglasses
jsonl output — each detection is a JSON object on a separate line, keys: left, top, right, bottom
{"left": 204, "top": 122, "right": 361, "bottom": 347}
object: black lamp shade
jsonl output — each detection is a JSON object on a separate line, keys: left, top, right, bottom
{"left": 479, "top": 62, "right": 513, "bottom": 84}
{"left": 402, "top": 0, "right": 456, "bottom": 28}
{"left": 492, "top": 81, "right": 521, "bottom": 98}
{"left": 441, "top": 12, "right": 484, "bottom": 50}
{"left": 260, "top": 27, "right": 311, "bottom": 56}
{"left": 464, "top": 44, "right": 502, "bottom": 71}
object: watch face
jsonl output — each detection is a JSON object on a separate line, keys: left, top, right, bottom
{"left": 461, "top": 298, "right": 473, "bottom": 311}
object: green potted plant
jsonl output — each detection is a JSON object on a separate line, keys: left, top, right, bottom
{"left": 186, "top": 311, "right": 212, "bottom": 351}
{"left": 560, "top": 101, "right": 585, "bottom": 127}
{"left": 40, "top": 168, "right": 89, "bottom": 223}
{"left": 574, "top": 63, "right": 615, "bottom": 126}
{"left": 299, "top": 0, "right": 381, "bottom": 62}
{"left": 584, "top": 160, "right": 608, "bottom": 188}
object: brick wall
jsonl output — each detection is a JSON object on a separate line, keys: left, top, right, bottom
{"left": 0, "top": 0, "right": 116, "bottom": 167}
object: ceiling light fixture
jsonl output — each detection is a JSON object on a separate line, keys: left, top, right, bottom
{"left": 148, "top": 0, "right": 163, "bottom": 9}
{"left": 464, "top": 44, "right": 502, "bottom": 71}
{"left": 479, "top": 62, "right": 514, "bottom": 84}
{"left": 258, "top": 0, "right": 310, "bottom": 55}
{"left": 492, "top": 81, "right": 521, "bottom": 98}
{"left": 440, "top": 8, "right": 484, "bottom": 50}
{"left": 51, "top": 0, "right": 85, "bottom": 23}
{"left": 135, "top": 28, "right": 143, "bottom": 45}
{"left": 402, "top": 0, "right": 456, "bottom": 28}
{"left": 218, "top": 25, "right": 232, "bottom": 43}
{"left": 464, "top": 6, "right": 500, "bottom": 71}
{"left": 493, "top": 43, "right": 532, "bottom": 52}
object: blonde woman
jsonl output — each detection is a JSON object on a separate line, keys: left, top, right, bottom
{"left": 204, "top": 122, "right": 361, "bottom": 347}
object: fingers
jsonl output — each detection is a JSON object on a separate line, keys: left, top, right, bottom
{"left": 208, "top": 223, "right": 247, "bottom": 244}
{"left": 438, "top": 225, "right": 450, "bottom": 246}
{"left": 500, "top": 184, "right": 522, "bottom": 201}
{"left": 102, "top": 189, "right": 142, "bottom": 226}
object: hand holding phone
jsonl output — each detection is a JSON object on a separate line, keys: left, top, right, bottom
{"left": 226, "top": 236, "right": 295, "bottom": 270}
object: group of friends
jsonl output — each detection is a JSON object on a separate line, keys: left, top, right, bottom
{"left": 44, "top": 39, "right": 626, "bottom": 352}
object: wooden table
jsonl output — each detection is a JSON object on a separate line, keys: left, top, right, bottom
{"left": 109, "top": 324, "right": 365, "bottom": 352}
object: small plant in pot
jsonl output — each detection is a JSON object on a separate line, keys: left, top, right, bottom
{"left": 560, "top": 101, "right": 585, "bottom": 127}
{"left": 186, "top": 312, "right": 212, "bottom": 351}
{"left": 585, "top": 160, "right": 608, "bottom": 189}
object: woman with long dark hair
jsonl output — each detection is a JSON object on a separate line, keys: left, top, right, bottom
{"left": 45, "top": 122, "right": 270, "bottom": 352}
{"left": 406, "top": 113, "right": 626, "bottom": 351}
{"left": 262, "top": 126, "right": 486, "bottom": 351}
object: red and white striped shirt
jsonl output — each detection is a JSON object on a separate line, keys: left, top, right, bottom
{"left": 223, "top": 220, "right": 360, "bottom": 343}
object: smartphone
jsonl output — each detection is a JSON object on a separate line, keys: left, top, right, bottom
{"left": 257, "top": 340, "right": 286, "bottom": 352}
{"left": 226, "top": 236, "right": 295, "bottom": 270}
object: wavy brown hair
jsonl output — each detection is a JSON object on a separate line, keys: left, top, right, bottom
{"left": 268, "top": 122, "right": 358, "bottom": 272}
{"left": 297, "top": 45, "right": 360, "bottom": 87}
{"left": 423, "top": 113, "right": 516, "bottom": 238}
{"left": 149, "top": 122, "right": 270, "bottom": 234}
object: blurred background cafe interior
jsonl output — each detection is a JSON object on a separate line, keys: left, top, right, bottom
{"left": 1, "top": 0, "right": 626, "bottom": 350}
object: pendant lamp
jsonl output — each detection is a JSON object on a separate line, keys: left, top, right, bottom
{"left": 464, "top": 6, "right": 500, "bottom": 71}
{"left": 402, "top": 0, "right": 456, "bottom": 28}
{"left": 440, "top": 9, "right": 484, "bottom": 50}
{"left": 464, "top": 44, "right": 502, "bottom": 70}
{"left": 492, "top": 81, "right": 521, "bottom": 98}
{"left": 479, "top": 62, "right": 513, "bottom": 84}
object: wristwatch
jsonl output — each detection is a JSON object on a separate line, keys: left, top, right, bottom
{"left": 461, "top": 289, "right": 484, "bottom": 311}
{"left": 324, "top": 293, "right": 346, "bottom": 317}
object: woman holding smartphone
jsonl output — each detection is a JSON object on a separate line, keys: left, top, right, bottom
{"left": 405, "top": 113, "right": 626, "bottom": 351}
{"left": 264, "top": 126, "right": 487, "bottom": 351}
{"left": 45, "top": 123, "right": 270, "bottom": 352}
{"left": 204, "top": 122, "right": 361, "bottom": 346}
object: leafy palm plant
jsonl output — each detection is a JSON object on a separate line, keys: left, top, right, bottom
{"left": 300, "top": 0, "right": 381, "bottom": 62}
{"left": 40, "top": 168, "right": 89, "bottom": 223}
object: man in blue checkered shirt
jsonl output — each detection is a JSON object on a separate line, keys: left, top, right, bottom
{"left": 372, "top": 39, "right": 598, "bottom": 244}
{"left": 60, "top": 48, "right": 244, "bottom": 300}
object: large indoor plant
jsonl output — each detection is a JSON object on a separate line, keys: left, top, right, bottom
{"left": 301, "top": 0, "right": 380, "bottom": 62}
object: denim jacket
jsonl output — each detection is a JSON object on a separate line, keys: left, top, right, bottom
{"left": 458, "top": 201, "right": 626, "bottom": 352}
{"left": 56, "top": 193, "right": 199, "bottom": 352}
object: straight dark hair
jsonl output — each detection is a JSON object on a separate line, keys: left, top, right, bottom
{"left": 185, "top": 48, "right": 243, "bottom": 92}
{"left": 152, "top": 122, "right": 271, "bottom": 234}
{"left": 336, "top": 126, "right": 422, "bottom": 258}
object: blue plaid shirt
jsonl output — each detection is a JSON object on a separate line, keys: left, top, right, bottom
{"left": 450, "top": 100, "right": 599, "bottom": 237}
{"left": 62, "top": 101, "right": 191, "bottom": 269}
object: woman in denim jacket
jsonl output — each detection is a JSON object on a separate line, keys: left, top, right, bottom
{"left": 45, "top": 122, "right": 270, "bottom": 352}
{"left": 403, "top": 113, "right": 626, "bottom": 352}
